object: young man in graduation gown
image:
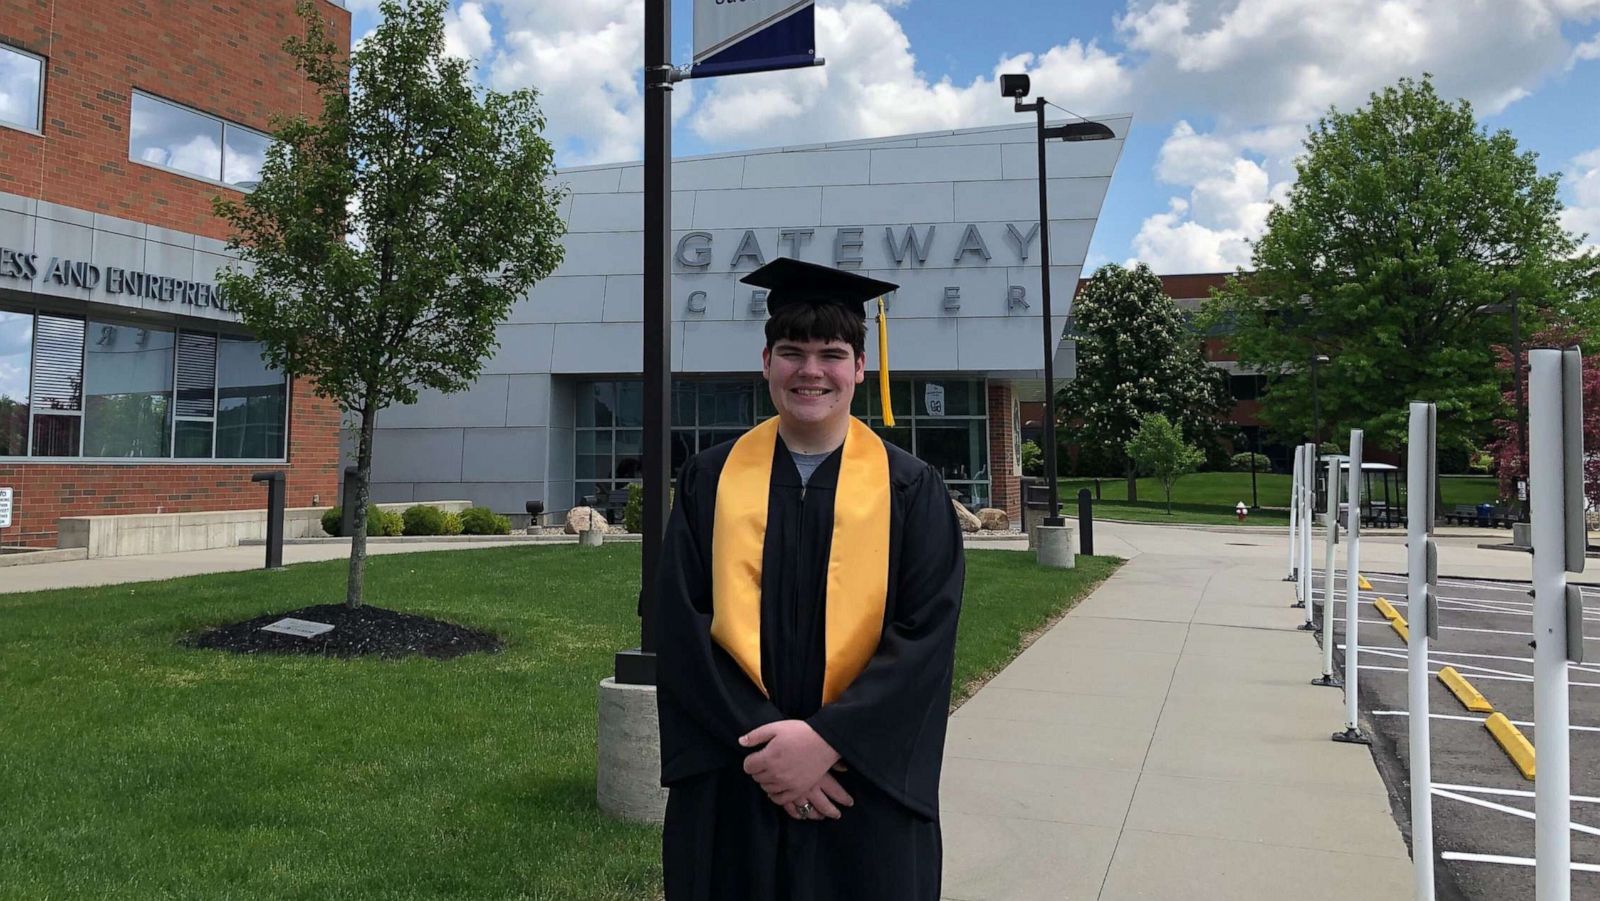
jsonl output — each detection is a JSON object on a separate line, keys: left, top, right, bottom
{"left": 656, "top": 256, "right": 966, "bottom": 901}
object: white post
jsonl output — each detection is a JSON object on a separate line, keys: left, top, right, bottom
{"left": 1316, "top": 452, "right": 1342, "bottom": 684}
{"left": 1407, "top": 403, "right": 1436, "bottom": 901}
{"left": 1530, "top": 349, "right": 1573, "bottom": 901}
{"left": 1300, "top": 443, "right": 1317, "bottom": 629}
{"left": 1336, "top": 430, "right": 1370, "bottom": 742}
{"left": 1288, "top": 443, "right": 1302, "bottom": 583}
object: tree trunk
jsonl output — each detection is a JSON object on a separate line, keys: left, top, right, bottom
{"left": 1125, "top": 461, "right": 1138, "bottom": 503}
{"left": 346, "top": 400, "right": 377, "bottom": 609}
{"left": 1165, "top": 484, "right": 1173, "bottom": 515}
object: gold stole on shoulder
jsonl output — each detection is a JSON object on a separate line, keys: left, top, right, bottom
{"left": 710, "top": 417, "right": 891, "bottom": 705}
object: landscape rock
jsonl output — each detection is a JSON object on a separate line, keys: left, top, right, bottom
{"left": 952, "top": 500, "right": 982, "bottom": 532}
{"left": 565, "top": 507, "right": 609, "bottom": 535}
{"left": 977, "top": 507, "right": 1010, "bottom": 531}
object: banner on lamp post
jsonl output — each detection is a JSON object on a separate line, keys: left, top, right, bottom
{"left": 692, "top": 0, "right": 816, "bottom": 79}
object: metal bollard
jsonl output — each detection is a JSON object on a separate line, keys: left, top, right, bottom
{"left": 1077, "top": 488, "right": 1094, "bottom": 556}
{"left": 340, "top": 466, "right": 363, "bottom": 537}
{"left": 251, "top": 471, "right": 285, "bottom": 570}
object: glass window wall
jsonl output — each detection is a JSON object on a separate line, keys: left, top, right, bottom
{"left": 0, "top": 305, "right": 288, "bottom": 461}
{"left": 573, "top": 376, "right": 991, "bottom": 512}
{"left": 83, "top": 322, "right": 174, "bottom": 457}
{"left": 0, "top": 309, "right": 30, "bottom": 455}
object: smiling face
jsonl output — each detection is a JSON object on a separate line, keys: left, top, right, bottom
{"left": 762, "top": 337, "right": 865, "bottom": 434}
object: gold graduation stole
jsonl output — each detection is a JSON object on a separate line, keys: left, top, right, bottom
{"left": 710, "top": 416, "right": 891, "bottom": 704}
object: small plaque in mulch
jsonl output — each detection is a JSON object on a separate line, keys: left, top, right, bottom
{"left": 185, "top": 604, "right": 502, "bottom": 660}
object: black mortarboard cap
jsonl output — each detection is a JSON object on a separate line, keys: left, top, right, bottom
{"left": 739, "top": 257, "right": 898, "bottom": 318}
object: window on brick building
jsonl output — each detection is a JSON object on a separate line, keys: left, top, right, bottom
{"left": 215, "top": 338, "right": 287, "bottom": 459}
{"left": 0, "top": 305, "right": 288, "bottom": 460}
{"left": 0, "top": 44, "right": 44, "bottom": 133}
{"left": 0, "top": 310, "right": 31, "bottom": 454}
{"left": 129, "top": 92, "right": 273, "bottom": 189}
{"left": 83, "top": 322, "right": 175, "bottom": 458}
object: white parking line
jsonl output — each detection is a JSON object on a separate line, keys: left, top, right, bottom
{"left": 1371, "top": 710, "right": 1600, "bottom": 734}
{"left": 1433, "top": 782, "right": 1600, "bottom": 805}
{"left": 1432, "top": 788, "right": 1600, "bottom": 837}
{"left": 1441, "top": 851, "right": 1600, "bottom": 873}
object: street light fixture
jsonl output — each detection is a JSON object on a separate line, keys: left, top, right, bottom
{"left": 1475, "top": 297, "right": 1526, "bottom": 521}
{"left": 1004, "top": 73, "right": 1114, "bottom": 530}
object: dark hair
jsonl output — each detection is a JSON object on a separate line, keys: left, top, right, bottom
{"left": 764, "top": 303, "right": 866, "bottom": 355}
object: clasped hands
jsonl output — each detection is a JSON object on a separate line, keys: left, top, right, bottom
{"left": 739, "top": 720, "right": 855, "bottom": 822}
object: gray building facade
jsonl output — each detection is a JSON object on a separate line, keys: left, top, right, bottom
{"left": 362, "top": 118, "right": 1130, "bottom": 519}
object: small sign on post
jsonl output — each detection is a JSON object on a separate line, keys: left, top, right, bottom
{"left": 0, "top": 486, "right": 12, "bottom": 530}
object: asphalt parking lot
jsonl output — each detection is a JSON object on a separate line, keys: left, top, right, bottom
{"left": 1312, "top": 568, "right": 1600, "bottom": 901}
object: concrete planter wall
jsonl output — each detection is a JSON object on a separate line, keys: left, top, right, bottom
{"left": 57, "top": 501, "right": 470, "bottom": 559}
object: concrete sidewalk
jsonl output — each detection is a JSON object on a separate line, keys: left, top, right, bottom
{"left": 938, "top": 538, "right": 1417, "bottom": 900}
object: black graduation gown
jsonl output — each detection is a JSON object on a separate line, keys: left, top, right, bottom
{"left": 656, "top": 431, "right": 965, "bottom": 901}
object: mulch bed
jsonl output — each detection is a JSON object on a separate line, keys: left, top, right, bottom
{"left": 185, "top": 604, "right": 502, "bottom": 660}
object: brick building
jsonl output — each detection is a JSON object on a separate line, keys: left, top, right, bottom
{"left": 1018, "top": 271, "right": 1286, "bottom": 473}
{"left": 0, "top": 0, "right": 350, "bottom": 547}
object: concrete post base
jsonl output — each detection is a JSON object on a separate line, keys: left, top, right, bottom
{"left": 1512, "top": 522, "right": 1532, "bottom": 548}
{"left": 596, "top": 677, "right": 667, "bottom": 824}
{"left": 579, "top": 529, "right": 605, "bottom": 547}
{"left": 1036, "top": 524, "right": 1075, "bottom": 569}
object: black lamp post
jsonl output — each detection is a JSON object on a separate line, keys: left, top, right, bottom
{"left": 1476, "top": 297, "right": 1525, "bottom": 520}
{"left": 1002, "top": 73, "right": 1114, "bottom": 527}
{"left": 1237, "top": 428, "right": 1259, "bottom": 509}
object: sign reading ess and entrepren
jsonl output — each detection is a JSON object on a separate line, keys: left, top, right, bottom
{"left": 0, "top": 246, "right": 231, "bottom": 312}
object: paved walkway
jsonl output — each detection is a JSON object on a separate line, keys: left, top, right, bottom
{"left": 938, "top": 520, "right": 1592, "bottom": 901}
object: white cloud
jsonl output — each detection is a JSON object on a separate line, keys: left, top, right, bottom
{"left": 443, "top": 2, "right": 494, "bottom": 61}
{"left": 1119, "top": 0, "right": 1600, "bottom": 272}
{"left": 1563, "top": 147, "right": 1600, "bottom": 252}
{"left": 1573, "top": 32, "right": 1600, "bottom": 67}
{"left": 484, "top": 0, "right": 646, "bottom": 164}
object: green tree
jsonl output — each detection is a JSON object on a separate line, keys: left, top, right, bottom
{"left": 1060, "top": 262, "right": 1229, "bottom": 500}
{"left": 1204, "top": 76, "right": 1600, "bottom": 457}
{"left": 215, "top": 0, "right": 566, "bottom": 608}
{"left": 1125, "top": 413, "right": 1205, "bottom": 515}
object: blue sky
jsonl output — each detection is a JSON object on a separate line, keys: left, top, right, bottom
{"left": 346, "top": 0, "right": 1600, "bottom": 272}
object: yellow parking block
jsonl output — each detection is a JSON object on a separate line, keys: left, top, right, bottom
{"left": 1391, "top": 618, "right": 1410, "bottom": 643}
{"left": 1374, "top": 597, "right": 1401, "bottom": 622}
{"left": 1359, "top": 575, "right": 1373, "bottom": 591}
{"left": 1485, "top": 713, "right": 1536, "bottom": 781}
{"left": 1438, "top": 667, "right": 1495, "bottom": 713}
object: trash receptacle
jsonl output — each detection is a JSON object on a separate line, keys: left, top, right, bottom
{"left": 1476, "top": 502, "right": 1494, "bottom": 527}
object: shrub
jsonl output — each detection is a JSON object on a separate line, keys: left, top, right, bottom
{"left": 623, "top": 483, "right": 673, "bottom": 533}
{"left": 321, "top": 506, "right": 402, "bottom": 537}
{"left": 402, "top": 504, "right": 464, "bottom": 536}
{"left": 459, "top": 506, "right": 511, "bottom": 535}
{"left": 1318, "top": 440, "right": 1341, "bottom": 456}
{"left": 1230, "top": 452, "right": 1271, "bottom": 472}
{"left": 1019, "top": 440, "right": 1043, "bottom": 477}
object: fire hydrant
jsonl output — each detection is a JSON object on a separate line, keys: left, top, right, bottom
{"left": 1236, "top": 502, "right": 1248, "bottom": 523}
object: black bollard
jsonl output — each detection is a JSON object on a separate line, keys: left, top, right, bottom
{"left": 251, "top": 471, "right": 285, "bottom": 570}
{"left": 1078, "top": 488, "right": 1094, "bottom": 556}
{"left": 340, "top": 466, "right": 362, "bottom": 537}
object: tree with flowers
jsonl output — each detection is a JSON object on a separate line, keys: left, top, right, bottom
{"left": 1060, "top": 262, "right": 1229, "bottom": 500}
{"left": 1486, "top": 325, "right": 1600, "bottom": 512}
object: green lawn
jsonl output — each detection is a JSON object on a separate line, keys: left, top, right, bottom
{"left": 0, "top": 545, "right": 1118, "bottom": 900}
{"left": 1056, "top": 471, "right": 1501, "bottom": 526}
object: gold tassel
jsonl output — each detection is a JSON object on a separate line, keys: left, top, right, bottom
{"left": 877, "top": 296, "right": 894, "bottom": 426}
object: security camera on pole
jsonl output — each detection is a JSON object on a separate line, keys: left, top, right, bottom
{"left": 1528, "top": 347, "right": 1585, "bottom": 901}
{"left": 598, "top": 0, "right": 826, "bottom": 824}
{"left": 998, "top": 73, "right": 1114, "bottom": 569}
{"left": 1407, "top": 401, "right": 1439, "bottom": 901}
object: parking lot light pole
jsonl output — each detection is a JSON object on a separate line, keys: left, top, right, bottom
{"left": 1003, "top": 73, "right": 1114, "bottom": 530}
